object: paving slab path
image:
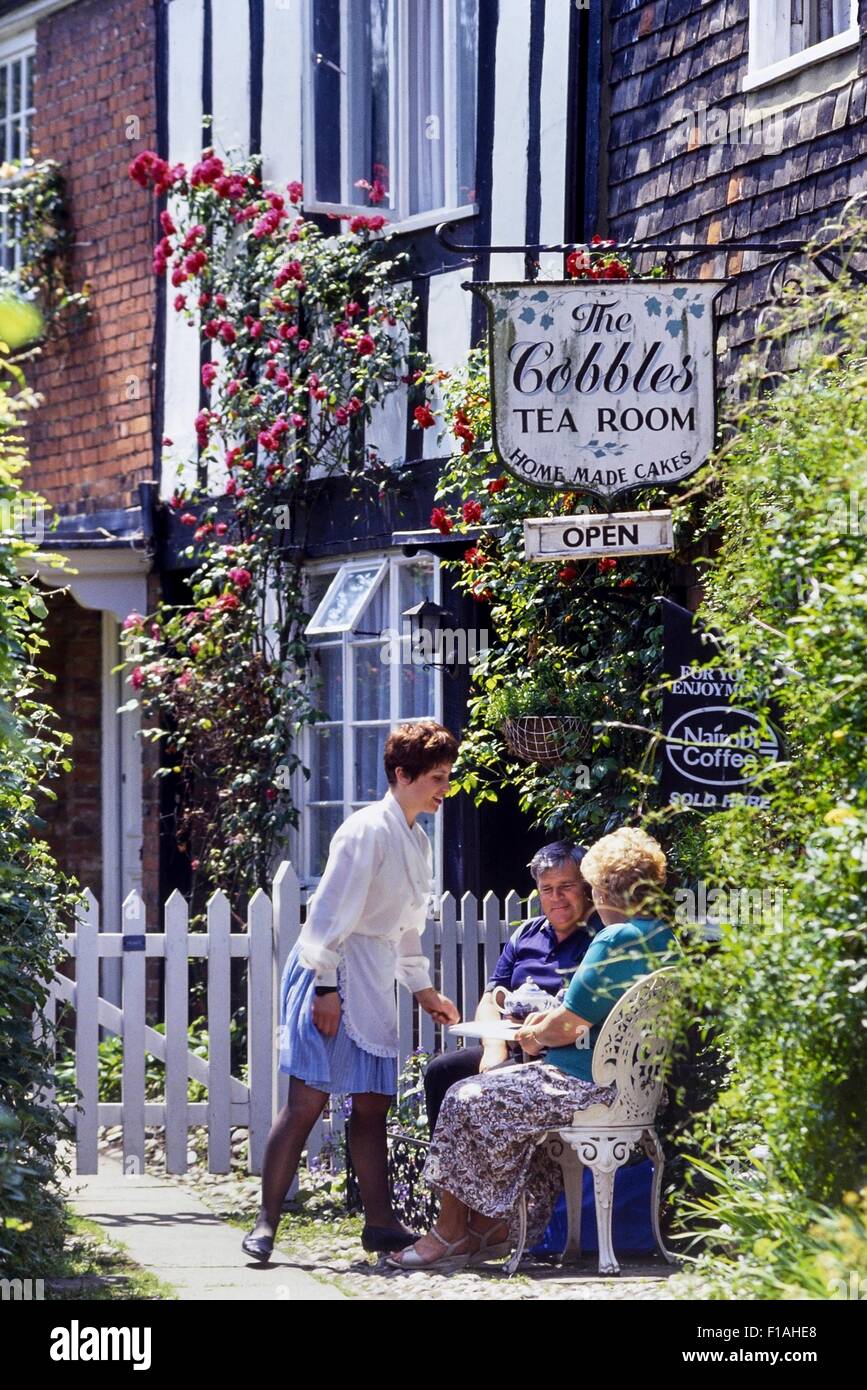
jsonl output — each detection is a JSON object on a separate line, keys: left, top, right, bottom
{"left": 58, "top": 1145, "right": 345, "bottom": 1302}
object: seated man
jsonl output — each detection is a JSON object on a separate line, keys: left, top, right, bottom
{"left": 423, "top": 840, "right": 601, "bottom": 1133}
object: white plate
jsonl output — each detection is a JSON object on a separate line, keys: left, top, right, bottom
{"left": 447, "top": 1021, "right": 521, "bottom": 1042}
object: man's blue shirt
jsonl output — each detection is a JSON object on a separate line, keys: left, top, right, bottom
{"left": 486, "top": 913, "right": 601, "bottom": 997}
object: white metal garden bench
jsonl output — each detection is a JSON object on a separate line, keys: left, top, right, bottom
{"left": 506, "top": 966, "right": 680, "bottom": 1277}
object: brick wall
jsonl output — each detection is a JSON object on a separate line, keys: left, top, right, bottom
{"left": 606, "top": 0, "right": 867, "bottom": 363}
{"left": 26, "top": 0, "right": 156, "bottom": 516}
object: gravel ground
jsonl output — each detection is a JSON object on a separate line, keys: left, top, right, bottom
{"left": 96, "top": 1130, "right": 688, "bottom": 1301}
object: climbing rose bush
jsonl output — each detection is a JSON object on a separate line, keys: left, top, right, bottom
{"left": 121, "top": 149, "right": 429, "bottom": 905}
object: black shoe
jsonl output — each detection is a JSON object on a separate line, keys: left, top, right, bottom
{"left": 242, "top": 1230, "right": 274, "bottom": 1262}
{"left": 361, "top": 1224, "right": 420, "bottom": 1253}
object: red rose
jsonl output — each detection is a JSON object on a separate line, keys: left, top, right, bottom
{"left": 356, "top": 334, "right": 375, "bottom": 356}
{"left": 463, "top": 546, "right": 484, "bottom": 567}
{"left": 566, "top": 249, "right": 591, "bottom": 278}
{"left": 227, "top": 567, "right": 252, "bottom": 589}
{"left": 201, "top": 363, "right": 218, "bottom": 388}
{"left": 430, "top": 507, "right": 453, "bottom": 535}
{"left": 173, "top": 293, "right": 187, "bottom": 311}
{"left": 414, "top": 404, "right": 436, "bottom": 429}
{"left": 597, "top": 557, "right": 617, "bottom": 573}
{"left": 130, "top": 666, "right": 145, "bottom": 690}
{"left": 558, "top": 565, "right": 578, "bottom": 583}
{"left": 180, "top": 512, "right": 198, "bottom": 526}
{"left": 618, "top": 577, "right": 636, "bottom": 588}
{"left": 462, "top": 500, "right": 483, "bottom": 525}
{"left": 287, "top": 180, "right": 303, "bottom": 204}
{"left": 486, "top": 476, "right": 508, "bottom": 495}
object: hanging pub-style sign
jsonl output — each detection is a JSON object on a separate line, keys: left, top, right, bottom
{"left": 468, "top": 279, "right": 726, "bottom": 504}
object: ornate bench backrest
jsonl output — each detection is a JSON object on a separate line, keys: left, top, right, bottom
{"left": 586, "top": 967, "right": 680, "bottom": 1126}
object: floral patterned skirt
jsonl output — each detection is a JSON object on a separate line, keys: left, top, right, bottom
{"left": 423, "top": 1060, "right": 616, "bottom": 1244}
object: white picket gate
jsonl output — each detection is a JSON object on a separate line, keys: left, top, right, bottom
{"left": 37, "top": 862, "right": 539, "bottom": 1176}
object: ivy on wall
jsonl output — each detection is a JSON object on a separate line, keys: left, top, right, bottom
{"left": 0, "top": 159, "right": 90, "bottom": 338}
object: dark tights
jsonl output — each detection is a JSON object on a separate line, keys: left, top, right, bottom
{"left": 251, "top": 1077, "right": 399, "bottom": 1238}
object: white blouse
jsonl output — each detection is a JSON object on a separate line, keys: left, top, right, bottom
{"left": 296, "top": 789, "right": 435, "bottom": 1056}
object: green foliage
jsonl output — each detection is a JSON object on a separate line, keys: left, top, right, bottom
{"left": 0, "top": 159, "right": 91, "bottom": 337}
{"left": 52, "top": 1015, "right": 244, "bottom": 1106}
{"left": 390, "top": 1048, "right": 432, "bottom": 1140}
{"left": 420, "top": 345, "right": 695, "bottom": 834}
{"left": 675, "top": 1160, "right": 867, "bottom": 1302}
{"left": 0, "top": 349, "right": 78, "bottom": 1275}
{"left": 666, "top": 209, "right": 867, "bottom": 1295}
{"left": 486, "top": 664, "right": 603, "bottom": 721}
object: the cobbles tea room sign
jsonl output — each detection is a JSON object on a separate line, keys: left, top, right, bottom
{"left": 469, "top": 280, "right": 726, "bottom": 503}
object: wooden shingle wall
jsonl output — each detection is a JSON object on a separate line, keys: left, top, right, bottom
{"left": 606, "top": 0, "right": 867, "bottom": 363}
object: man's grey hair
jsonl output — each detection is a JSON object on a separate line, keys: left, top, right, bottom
{"left": 528, "top": 841, "right": 587, "bottom": 884}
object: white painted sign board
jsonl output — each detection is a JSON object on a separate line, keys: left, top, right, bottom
{"left": 469, "top": 279, "right": 725, "bottom": 503}
{"left": 524, "top": 509, "right": 674, "bottom": 561}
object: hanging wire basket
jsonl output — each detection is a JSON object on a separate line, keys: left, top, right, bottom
{"left": 502, "top": 715, "right": 592, "bottom": 767}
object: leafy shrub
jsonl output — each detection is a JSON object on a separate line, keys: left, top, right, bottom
{"left": 0, "top": 349, "right": 77, "bottom": 1275}
{"left": 667, "top": 210, "right": 867, "bottom": 1295}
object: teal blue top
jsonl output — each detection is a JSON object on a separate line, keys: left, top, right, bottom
{"left": 545, "top": 916, "right": 679, "bottom": 1082}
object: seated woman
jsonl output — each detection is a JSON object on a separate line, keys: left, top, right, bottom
{"left": 388, "top": 826, "right": 680, "bottom": 1270}
{"left": 423, "top": 840, "right": 602, "bottom": 1133}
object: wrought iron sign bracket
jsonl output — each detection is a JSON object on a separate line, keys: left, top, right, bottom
{"left": 434, "top": 221, "right": 867, "bottom": 291}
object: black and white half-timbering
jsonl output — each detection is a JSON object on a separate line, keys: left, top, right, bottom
{"left": 471, "top": 281, "right": 726, "bottom": 503}
{"left": 659, "top": 599, "right": 784, "bottom": 812}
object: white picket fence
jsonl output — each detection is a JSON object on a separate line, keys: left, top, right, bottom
{"left": 37, "top": 862, "right": 539, "bottom": 1176}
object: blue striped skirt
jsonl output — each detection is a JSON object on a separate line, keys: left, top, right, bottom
{"left": 277, "top": 941, "right": 397, "bottom": 1096}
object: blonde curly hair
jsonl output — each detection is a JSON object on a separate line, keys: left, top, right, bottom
{"left": 580, "top": 827, "right": 667, "bottom": 913}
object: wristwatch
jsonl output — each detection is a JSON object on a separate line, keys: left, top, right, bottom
{"left": 314, "top": 985, "right": 339, "bottom": 997}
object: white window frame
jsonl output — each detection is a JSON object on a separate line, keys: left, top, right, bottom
{"left": 302, "top": 0, "right": 478, "bottom": 234}
{"left": 744, "top": 0, "right": 860, "bottom": 92}
{"left": 294, "top": 550, "right": 444, "bottom": 892}
{"left": 0, "top": 28, "right": 36, "bottom": 274}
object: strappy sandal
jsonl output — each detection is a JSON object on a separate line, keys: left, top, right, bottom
{"left": 466, "top": 1220, "right": 511, "bottom": 1266}
{"left": 385, "top": 1226, "right": 472, "bottom": 1270}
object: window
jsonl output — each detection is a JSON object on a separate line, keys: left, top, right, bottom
{"left": 0, "top": 32, "right": 35, "bottom": 273}
{"left": 746, "top": 0, "right": 859, "bottom": 90}
{"left": 299, "top": 553, "right": 443, "bottom": 884}
{"left": 305, "top": 0, "right": 478, "bottom": 228}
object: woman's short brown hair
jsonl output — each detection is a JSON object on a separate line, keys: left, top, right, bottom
{"left": 580, "top": 827, "right": 667, "bottom": 913}
{"left": 384, "top": 720, "right": 459, "bottom": 784}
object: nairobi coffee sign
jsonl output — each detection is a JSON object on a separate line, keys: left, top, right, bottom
{"left": 469, "top": 280, "right": 725, "bottom": 504}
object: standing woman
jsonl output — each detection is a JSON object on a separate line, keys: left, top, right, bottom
{"left": 242, "top": 720, "right": 460, "bottom": 1260}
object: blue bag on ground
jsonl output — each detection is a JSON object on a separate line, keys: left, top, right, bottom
{"left": 530, "top": 1158, "right": 656, "bottom": 1255}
